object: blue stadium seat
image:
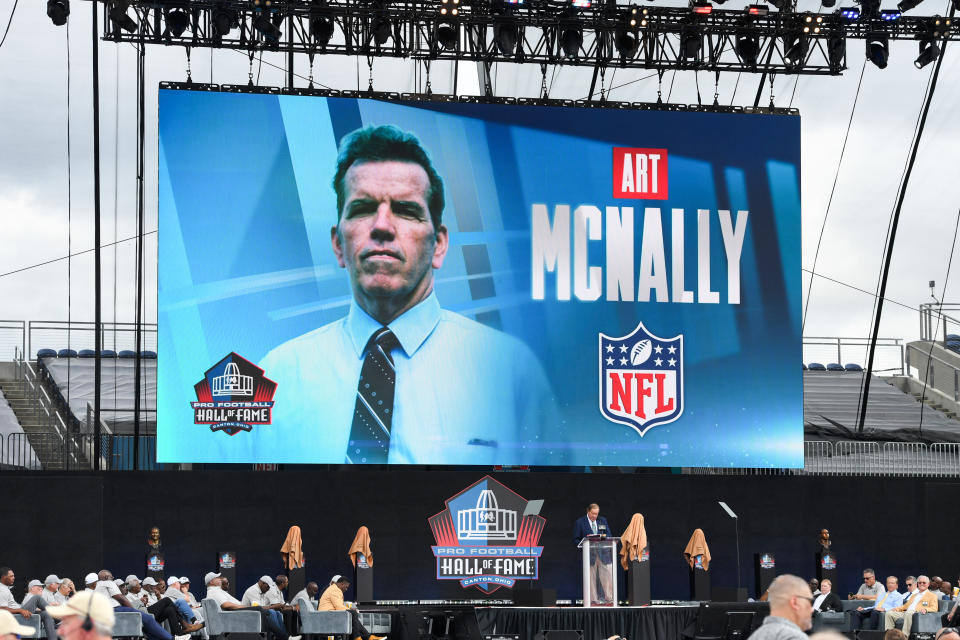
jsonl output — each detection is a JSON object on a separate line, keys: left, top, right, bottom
{"left": 36, "top": 348, "right": 56, "bottom": 359}
{"left": 826, "top": 363, "right": 844, "bottom": 371}
{"left": 947, "top": 333, "right": 960, "bottom": 341}
{"left": 808, "top": 362, "right": 827, "bottom": 371}
{"left": 947, "top": 340, "right": 960, "bottom": 352}
{"left": 78, "top": 349, "right": 96, "bottom": 358}
{"left": 802, "top": 363, "right": 808, "bottom": 370}
{"left": 140, "top": 350, "right": 158, "bottom": 359}
{"left": 118, "top": 350, "right": 137, "bottom": 359}
{"left": 844, "top": 363, "right": 864, "bottom": 372}
{"left": 100, "top": 349, "right": 117, "bottom": 358}
{"left": 57, "top": 349, "right": 77, "bottom": 358}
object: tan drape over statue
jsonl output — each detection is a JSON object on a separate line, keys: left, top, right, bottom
{"left": 348, "top": 526, "right": 373, "bottom": 568}
{"left": 683, "top": 528, "right": 711, "bottom": 570}
{"left": 280, "top": 525, "right": 305, "bottom": 569}
{"left": 619, "top": 513, "right": 648, "bottom": 570}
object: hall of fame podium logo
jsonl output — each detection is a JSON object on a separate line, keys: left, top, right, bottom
{"left": 428, "top": 476, "right": 545, "bottom": 594}
{"left": 191, "top": 353, "right": 277, "bottom": 435}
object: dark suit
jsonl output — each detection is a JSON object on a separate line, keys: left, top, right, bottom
{"left": 815, "top": 591, "right": 843, "bottom": 613}
{"left": 572, "top": 515, "right": 610, "bottom": 546}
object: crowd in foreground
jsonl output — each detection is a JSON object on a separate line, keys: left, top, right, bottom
{"left": 0, "top": 567, "right": 385, "bottom": 640}
{"left": 750, "top": 572, "right": 960, "bottom": 640}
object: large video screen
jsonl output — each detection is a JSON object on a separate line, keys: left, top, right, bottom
{"left": 158, "top": 88, "right": 802, "bottom": 467}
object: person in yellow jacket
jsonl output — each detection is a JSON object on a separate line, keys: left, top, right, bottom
{"left": 884, "top": 575, "right": 940, "bottom": 636}
{"left": 317, "top": 576, "right": 385, "bottom": 640}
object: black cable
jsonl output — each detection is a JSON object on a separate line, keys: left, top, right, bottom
{"left": 856, "top": 4, "right": 954, "bottom": 433}
{"left": 918, "top": 206, "right": 960, "bottom": 437}
{"left": 0, "top": 0, "right": 18, "bottom": 50}
{"left": 801, "top": 59, "right": 867, "bottom": 332}
{"left": 802, "top": 268, "right": 919, "bottom": 314}
{"left": 730, "top": 72, "right": 741, "bottom": 106}
{"left": 0, "top": 231, "right": 157, "bottom": 280}
{"left": 66, "top": 13, "right": 72, "bottom": 413}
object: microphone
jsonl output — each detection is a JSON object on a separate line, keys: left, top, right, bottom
{"left": 598, "top": 523, "right": 608, "bottom": 540}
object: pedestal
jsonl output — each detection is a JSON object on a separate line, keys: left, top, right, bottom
{"left": 627, "top": 550, "right": 650, "bottom": 606}
{"left": 579, "top": 536, "right": 619, "bottom": 607}
{"left": 217, "top": 551, "right": 237, "bottom": 597}
{"left": 753, "top": 553, "right": 776, "bottom": 598}
{"left": 286, "top": 566, "right": 305, "bottom": 602}
{"left": 354, "top": 565, "right": 373, "bottom": 603}
{"left": 690, "top": 567, "right": 711, "bottom": 601}
{"left": 146, "top": 551, "right": 165, "bottom": 584}
{"left": 815, "top": 552, "right": 838, "bottom": 588}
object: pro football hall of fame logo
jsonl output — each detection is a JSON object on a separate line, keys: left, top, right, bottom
{"left": 599, "top": 322, "right": 684, "bottom": 436}
{"left": 428, "top": 476, "right": 546, "bottom": 593}
{"left": 191, "top": 353, "right": 277, "bottom": 435}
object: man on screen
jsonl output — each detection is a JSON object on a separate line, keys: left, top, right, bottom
{"left": 260, "top": 125, "right": 556, "bottom": 465}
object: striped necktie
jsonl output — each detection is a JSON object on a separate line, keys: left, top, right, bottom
{"left": 346, "top": 327, "right": 400, "bottom": 463}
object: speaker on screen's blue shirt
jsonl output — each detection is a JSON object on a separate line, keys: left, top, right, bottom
{"left": 249, "top": 292, "right": 559, "bottom": 465}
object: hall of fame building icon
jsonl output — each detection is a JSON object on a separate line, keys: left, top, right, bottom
{"left": 213, "top": 362, "right": 253, "bottom": 397}
{"left": 429, "top": 476, "right": 545, "bottom": 594}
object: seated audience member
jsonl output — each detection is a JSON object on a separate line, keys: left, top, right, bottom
{"left": 41, "top": 576, "right": 63, "bottom": 605}
{"left": 163, "top": 577, "right": 199, "bottom": 624}
{"left": 809, "top": 578, "right": 821, "bottom": 596}
{"left": 93, "top": 570, "right": 191, "bottom": 640}
{"left": 852, "top": 569, "right": 882, "bottom": 601}
{"left": 127, "top": 576, "right": 199, "bottom": 636}
{"left": 884, "top": 630, "right": 907, "bottom": 640}
{"left": 220, "top": 577, "right": 230, "bottom": 594}
{"left": 746, "top": 574, "right": 813, "bottom": 640}
{"left": 0, "top": 567, "right": 58, "bottom": 640}
{"left": 942, "top": 581, "right": 954, "bottom": 600}
{"left": 25, "top": 581, "right": 44, "bottom": 602}
{"left": 141, "top": 578, "right": 160, "bottom": 606}
{"left": 46, "top": 590, "right": 116, "bottom": 640}
{"left": 813, "top": 579, "right": 842, "bottom": 613}
{"left": 853, "top": 575, "right": 903, "bottom": 630}
{"left": 884, "top": 574, "right": 939, "bottom": 637}
{"left": 58, "top": 579, "right": 76, "bottom": 602}
{"left": 242, "top": 577, "right": 287, "bottom": 632}
{"left": 937, "top": 627, "right": 960, "bottom": 640}
{"left": 902, "top": 576, "right": 918, "bottom": 602}
{"left": 317, "top": 576, "right": 386, "bottom": 640}
{"left": 203, "top": 573, "right": 299, "bottom": 640}
{"left": 943, "top": 590, "right": 960, "bottom": 626}
{"left": 290, "top": 583, "right": 319, "bottom": 609}
{"left": 272, "top": 576, "right": 288, "bottom": 605}
{"left": 0, "top": 608, "right": 36, "bottom": 640}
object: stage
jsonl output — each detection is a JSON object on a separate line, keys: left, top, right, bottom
{"left": 476, "top": 605, "right": 700, "bottom": 640}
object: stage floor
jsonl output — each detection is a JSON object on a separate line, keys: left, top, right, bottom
{"left": 475, "top": 605, "right": 699, "bottom": 640}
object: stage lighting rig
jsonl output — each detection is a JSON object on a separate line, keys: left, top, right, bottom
{"left": 493, "top": 19, "right": 519, "bottom": 54}
{"left": 802, "top": 14, "right": 823, "bottom": 33}
{"left": 866, "top": 32, "right": 888, "bottom": 67}
{"left": 897, "top": 0, "right": 924, "bottom": 11}
{"left": 108, "top": 2, "right": 138, "bottom": 33}
{"left": 914, "top": 36, "right": 939, "bottom": 66}
{"left": 629, "top": 6, "right": 648, "bottom": 27}
{"left": 765, "top": 0, "right": 793, "bottom": 13}
{"left": 211, "top": 4, "right": 238, "bottom": 37}
{"left": 47, "top": 0, "right": 69, "bottom": 26}
{"left": 615, "top": 27, "right": 639, "bottom": 56}
{"left": 783, "top": 32, "right": 807, "bottom": 67}
{"left": 745, "top": 5, "right": 769, "bottom": 15}
{"left": 736, "top": 31, "right": 760, "bottom": 66}
{"left": 821, "top": 0, "right": 837, "bottom": 8}
{"left": 163, "top": 5, "right": 190, "bottom": 38}
{"left": 827, "top": 35, "right": 845, "bottom": 68}
{"left": 559, "top": 23, "right": 583, "bottom": 57}
{"left": 692, "top": 1, "right": 713, "bottom": 14}
{"left": 858, "top": 0, "right": 881, "bottom": 17}
{"left": 372, "top": 14, "right": 392, "bottom": 44}
{"left": 680, "top": 23, "right": 702, "bottom": 59}
{"left": 839, "top": 7, "right": 860, "bottom": 18}
{"left": 309, "top": 14, "right": 335, "bottom": 46}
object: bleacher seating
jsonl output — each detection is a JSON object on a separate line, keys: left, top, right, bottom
{"left": 826, "top": 363, "right": 844, "bottom": 371}
{"left": 0, "top": 387, "right": 39, "bottom": 468}
{"left": 844, "top": 363, "right": 863, "bottom": 371}
{"left": 808, "top": 362, "right": 827, "bottom": 371}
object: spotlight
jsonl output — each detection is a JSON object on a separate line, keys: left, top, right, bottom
{"left": 436, "top": 22, "right": 457, "bottom": 49}
{"left": 745, "top": 4, "right": 769, "bottom": 14}
{"left": 253, "top": 11, "right": 281, "bottom": 40}
{"left": 46, "top": 0, "right": 69, "bottom": 26}
{"left": 827, "top": 35, "right": 844, "bottom": 67}
{"left": 614, "top": 27, "right": 639, "bottom": 57}
{"left": 839, "top": 7, "right": 860, "bottom": 18}
{"left": 309, "top": 14, "right": 334, "bottom": 45}
{"left": 897, "top": 0, "right": 923, "bottom": 10}
{"left": 784, "top": 34, "right": 807, "bottom": 67}
{"left": 108, "top": 2, "right": 138, "bottom": 33}
{"left": 373, "top": 15, "right": 392, "bottom": 44}
{"left": 680, "top": 26, "right": 701, "bottom": 59}
{"left": 440, "top": 0, "right": 459, "bottom": 16}
{"left": 859, "top": 0, "right": 880, "bottom": 15}
{"left": 880, "top": 9, "right": 901, "bottom": 19}
{"left": 572, "top": 0, "right": 592, "bottom": 7}
{"left": 866, "top": 33, "right": 888, "bottom": 68}
{"left": 692, "top": 1, "right": 713, "bottom": 13}
{"left": 736, "top": 32, "right": 759, "bottom": 65}
{"left": 628, "top": 6, "right": 648, "bottom": 27}
{"left": 931, "top": 15, "right": 951, "bottom": 37}
{"left": 821, "top": 0, "right": 836, "bottom": 7}
{"left": 915, "top": 37, "right": 939, "bottom": 67}
{"left": 494, "top": 21, "right": 519, "bottom": 54}
{"left": 212, "top": 6, "right": 238, "bottom": 37}
{"left": 801, "top": 14, "right": 823, "bottom": 33}
{"left": 165, "top": 8, "right": 189, "bottom": 38}
{"left": 560, "top": 26, "right": 582, "bottom": 57}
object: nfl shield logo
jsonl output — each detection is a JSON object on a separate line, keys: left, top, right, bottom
{"left": 599, "top": 322, "right": 684, "bottom": 436}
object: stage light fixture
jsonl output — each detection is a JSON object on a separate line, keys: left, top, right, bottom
{"left": 440, "top": 0, "right": 459, "bottom": 17}
{"left": 745, "top": 5, "right": 769, "bottom": 15}
{"left": 839, "top": 7, "right": 860, "bottom": 18}
{"left": 165, "top": 8, "right": 189, "bottom": 38}
{"left": 494, "top": 21, "right": 519, "bottom": 54}
{"left": 47, "top": 0, "right": 69, "bottom": 26}
{"left": 915, "top": 37, "right": 939, "bottom": 67}
{"left": 572, "top": 0, "right": 592, "bottom": 7}
{"left": 628, "top": 6, "right": 648, "bottom": 27}
{"left": 766, "top": 0, "right": 791, "bottom": 11}
{"left": 821, "top": 0, "right": 836, "bottom": 7}
{"left": 692, "top": 1, "right": 713, "bottom": 14}
{"left": 680, "top": 26, "right": 702, "bottom": 59}
{"left": 253, "top": 11, "right": 281, "bottom": 41}
{"left": 784, "top": 33, "right": 807, "bottom": 67}
{"left": 897, "top": 0, "right": 923, "bottom": 10}
{"left": 827, "top": 35, "right": 844, "bottom": 67}
{"left": 860, "top": 0, "right": 881, "bottom": 15}
{"left": 108, "top": 2, "right": 138, "bottom": 33}
{"left": 373, "top": 16, "right": 392, "bottom": 44}
{"left": 736, "top": 32, "right": 759, "bottom": 65}
{"left": 310, "top": 14, "right": 335, "bottom": 45}
{"left": 930, "top": 16, "right": 951, "bottom": 36}
{"left": 211, "top": 6, "right": 238, "bottom": 37}
{"left": 560, "top": 26, "right": 582, "bottom": 57}
{"left": 614, "top": 27, "right": 639, "bottom": 57}
{"left": 436, "top": 21, "right": 458, "bottom": 49}
{"left": 880, "top": 9, "right": 901, "bottom": 19}
{"left": 866, "top": 33, "right": 888, "bottom": 68}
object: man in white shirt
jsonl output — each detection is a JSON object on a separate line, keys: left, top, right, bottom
{"left": 852, "top": 575, "right": 904, "bottom": 630}
{"left": 204, "top": 573, "right": 298, "bottom": 640}
{"left": 46, "top": 591, "right": 114, "bottom": 640}
{"left": 41, "top": 577, "right": 63, "bottom": 605}
{"left": 290, "top": 583, "right": 319, "bottom": 609}
{"left": 92, "top": 570, "right": 191, "bottom": 640}
{"left": 163, "top": 577, "right": 200, "bottom": 625}
{"left": 141, "top": 578, "right": 160, "bottom": 606}
{"left": 0, "top": 567, "right": 58, "bottom": 640}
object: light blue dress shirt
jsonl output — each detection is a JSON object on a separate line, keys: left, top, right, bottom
{"left": 870, "top": 589, "right": 904, "bottom": 611}
{"left": 250, "top": 292, "right": 559, "bottom": 464}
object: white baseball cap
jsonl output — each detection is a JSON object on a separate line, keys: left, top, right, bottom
{"left": 180, "top": 577, "right": 190, "bottom": 584}
{"left": 44, "top": 575, "right": 61, "bottom": 586}
{"left": 114, "top": 579, "right": 124, "bottom": 587}
{"left": 28, "top": 579, "right": 43, "bottom": 589}
{"left": 204, "top": 572, "right": 221, "bottom": 586}
{"left": 0, "top": 610, "right": 35, "bottom": 636}
{"left": 166, "top": 576, "right": 180, "bottom": 586}
{"left": 46, "top": 590, "right": 116, "bottom": 633}
{"left": 125, "top": 575, "right": 139, "bottom": 586}
{"left": 142, "top": 577, "right": 158, "bottom": 586}
{"left": 259, "top": 575, "right": 275, "bottom": 586}
{"left": 84, "top": 572, "right": 99, "bottom": 585}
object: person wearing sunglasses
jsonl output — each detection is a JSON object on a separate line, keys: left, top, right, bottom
{"left": 747, "top": 574, "right": 813, "bottom": 639}
{"left": 936, "top": 627, "right": 960, "bottom": 640}
{"left": 884, "top": 575, "right": 939, "bottom": 636}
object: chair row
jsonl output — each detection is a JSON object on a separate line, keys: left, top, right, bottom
{"left": 36, "top": 348, "right": 158, "bottom": 359}
{"left": 805, "top": 363, "right": 864, "bottom": 372}
{"left": 811, "top": 598, "right": 951, "bottom": 635}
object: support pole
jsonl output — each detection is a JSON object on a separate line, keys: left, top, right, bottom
{"left": 92, "top": 0, "right": 103, "bottom": 470}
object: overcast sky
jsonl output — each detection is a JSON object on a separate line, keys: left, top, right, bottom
{"left": 1, "top": 0, "right": 959, "bottom": 369}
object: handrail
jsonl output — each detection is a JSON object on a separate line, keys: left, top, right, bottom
{"left": 919, "top": 303, "right": 960, "bottom": 343}
{"left": 27, "top": 320, "right": 157, "bottom": 359}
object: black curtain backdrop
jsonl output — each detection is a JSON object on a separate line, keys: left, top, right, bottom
{"left": 0, "top": 470, "right": 957, "bottom": 604}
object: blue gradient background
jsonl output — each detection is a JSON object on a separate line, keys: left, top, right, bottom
{"left": 157, "top": 89, "right": 802, "bottom": 467}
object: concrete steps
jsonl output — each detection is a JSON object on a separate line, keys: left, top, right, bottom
{"left": 0, "top": 375, "right": 84, "bottom": 470}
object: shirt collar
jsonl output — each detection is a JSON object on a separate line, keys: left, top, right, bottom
{"left": 762, "top": 616, "right": 803, "bottom": 632}
{"left": 346, "top": 292, "right": 441, "bottom": 358}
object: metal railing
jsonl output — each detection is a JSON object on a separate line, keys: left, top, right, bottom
{"left": 802, "top": 336, "right": 905, "bottom": 374}
{"left": 13, "top": 347, "right": 71, "bottom": 437}
{"left": 3, "top": 432, "right": 158, "bottom": 470}
{"left": 919, "top": 303, "right": 960, "bottom": 343}
{"left": 26, "top": 320, "right": 157, "bottom": 360}
{"left": 0, "top": 320, "right": 25, "bottom": 362}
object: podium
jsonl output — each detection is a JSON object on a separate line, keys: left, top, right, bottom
{"left": 754, "top": 553, "right": 776, "bottom": 598}
{"left": 627, "top": 547, "right": 651, "bottom": 606}
{"left": 579, "top": 536, "right": 619, "bottom": 607}
{"left": 690, "top": 557, "right": 710, "bottom": 601}
{"left": 217, "top": 551, "right": 237, "bottom": 597}
{"left": 353, "top": 553, "right": 373, "bottom": 603}
{"left": 816, "top": 552, "right": 838, "bottom": 588}
{"left": 146, "top": 551, "right": 165, "bottom": 584}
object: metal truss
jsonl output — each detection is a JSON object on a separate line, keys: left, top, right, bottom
{"left": 100, "top": 1, "right": 958, "bottom": 76}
